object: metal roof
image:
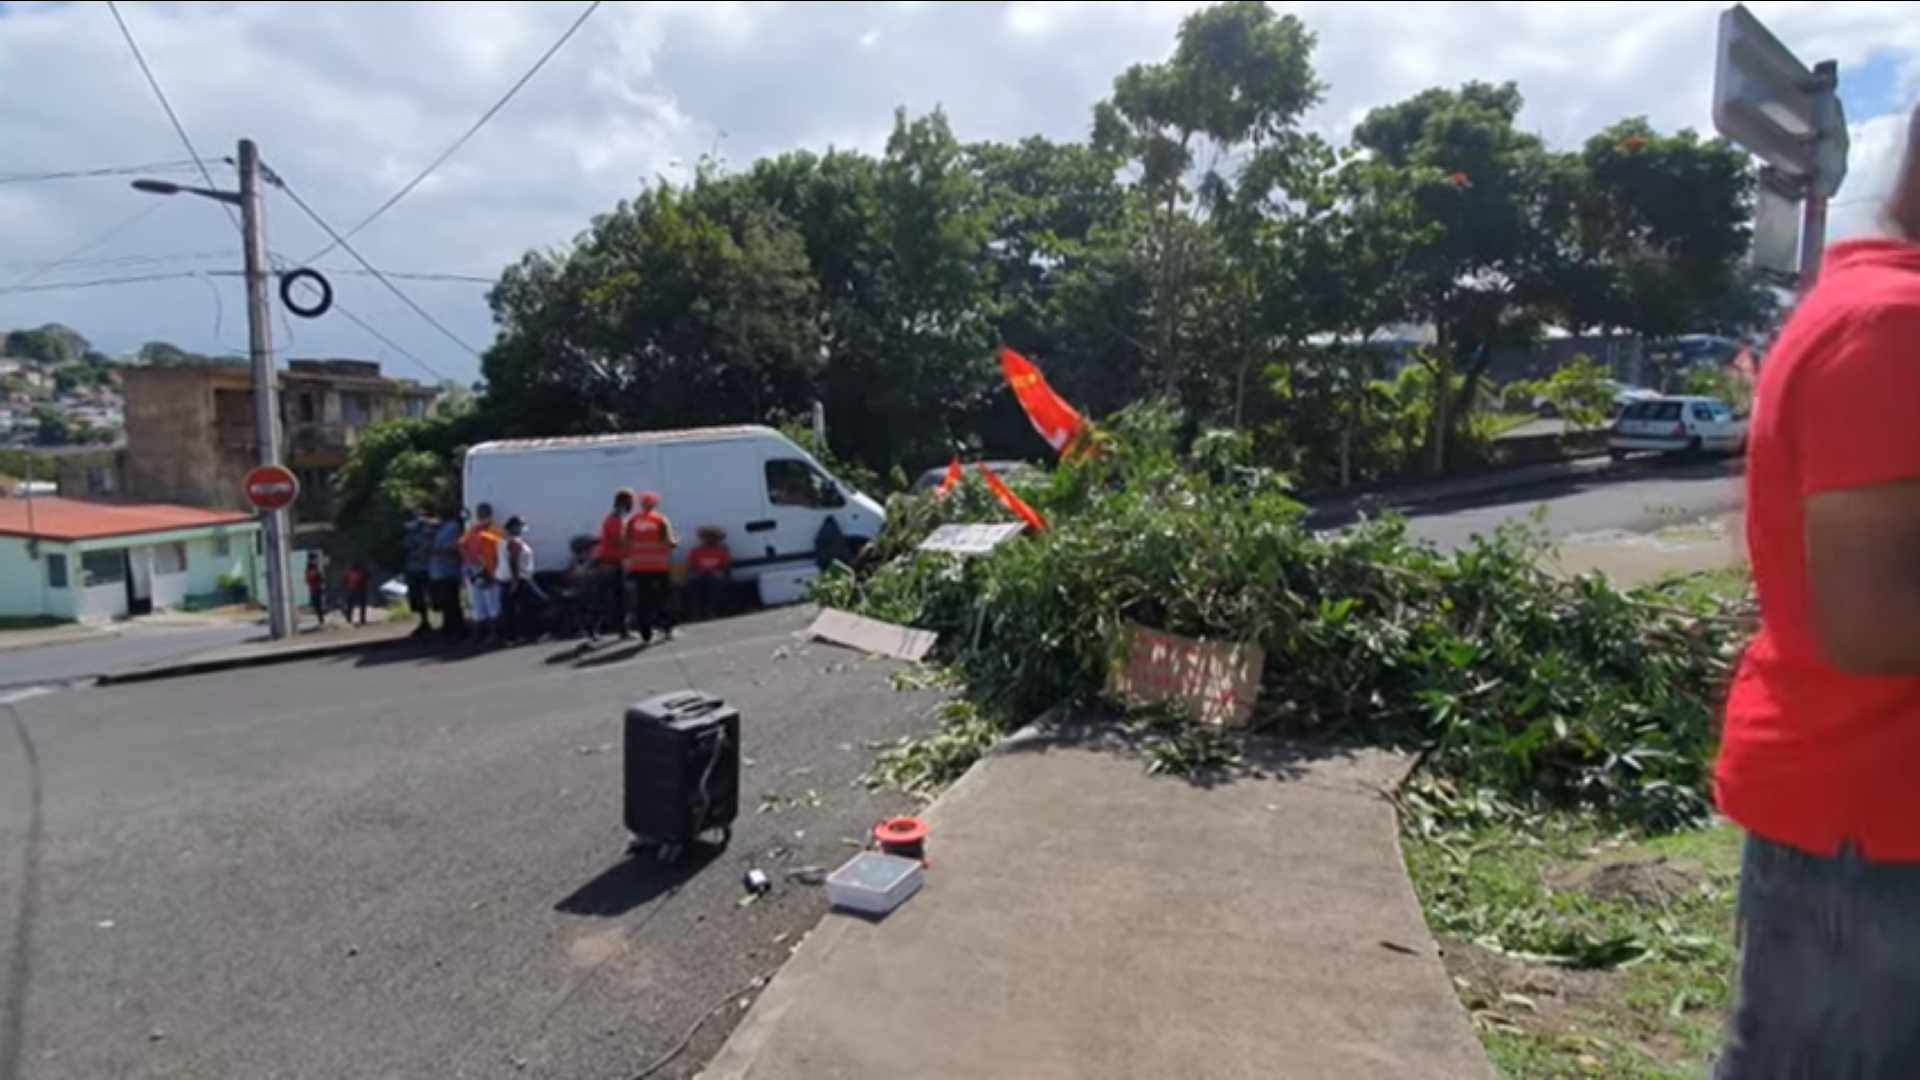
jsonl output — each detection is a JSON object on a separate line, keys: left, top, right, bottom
{"left": 467, "top": 425, "right": 782, "bottom": 455}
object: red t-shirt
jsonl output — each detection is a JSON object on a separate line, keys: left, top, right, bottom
{"left": 597, "top": 513, "right": 625, "bottom": 565}
{"left": 688, "top": 545, "right": 731, "bottom": 576}
{"left": 1719, "top": 239, "right": 1920, "bottom": 861}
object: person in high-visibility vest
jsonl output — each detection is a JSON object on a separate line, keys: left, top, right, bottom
{"left": 461, "top": 502, "right": 506, "bottom": 643}
{"left": 622, "top": 491, "right": 678, "bottom": 644}
{"left": 588, "top": 489, "right": 634, "bottom": 643}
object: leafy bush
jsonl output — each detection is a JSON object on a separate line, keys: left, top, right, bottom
{"left": 818, "top": 406, "right": 1749, "bottom": 832}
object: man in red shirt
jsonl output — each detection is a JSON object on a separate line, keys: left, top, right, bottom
{"left": 588, "top": 489, "right": 633, "bottom": 643}
{"left": 1715, "top": 109, "right": 1920, "bottom": 1077}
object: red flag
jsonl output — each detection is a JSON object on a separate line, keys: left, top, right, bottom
{"left": 999, "top": 348, "right": 1088, "bottom": 457}
{"left": 1730, "top": 347, "right": 1758, "bottom": 383}
{"left": 933, "top": 457, "right": 962, "bottom": 500}
{"left": 978, "top": 464, "right": 1046, "bottom": 533}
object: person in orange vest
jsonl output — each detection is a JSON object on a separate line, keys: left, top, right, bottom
{"left": 622, "top": 491, "right": 678, "bottom": 644}
{"left": 588, "top": 489, "right": 634, "bottom": 643}
{"left": 461, "top": 502, "right": 506, "bottom": 643}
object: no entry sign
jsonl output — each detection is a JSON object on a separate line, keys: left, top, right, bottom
{"left": 243, "top": 464, "right": 300, "bottom": 513}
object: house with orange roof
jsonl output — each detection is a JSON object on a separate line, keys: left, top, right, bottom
{"left": 0, "top": 495, "right": 262, "bottom": 622}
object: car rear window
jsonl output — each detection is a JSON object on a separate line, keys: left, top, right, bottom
{"left": 1621, "top": 401, "right": 1682, "bottom": 421}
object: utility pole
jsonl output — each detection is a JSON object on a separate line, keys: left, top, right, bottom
{"left": 237, "top": 139, "right": 296, "bottom": 640}
{"left": 131, "top": 141, "right": 295, "bottom": 639}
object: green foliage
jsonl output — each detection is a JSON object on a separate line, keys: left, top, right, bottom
{"left": 1679, "top": 365, "right": 1752, "bottom": 413}
{"left": 1533, "top": 354, "right": 1618, "bottom": 430}
{"left": 828, "top": 410, "right": 1748, "bottom": 833}
{"left": 467, "top": 1, "right": 1756, "bottom": 492}
{"left": 332, "top": 409, "right": 480, "bottom": 570}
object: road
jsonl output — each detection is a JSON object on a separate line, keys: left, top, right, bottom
{"left": 0, "top": 461, "right": 1746, "bottom": 1080}
{"left": 0, "top": 621, "right": 258, "bottom": 692}
{"left": 1373, "top": 458, "right": 1743, "bottom": 550}
{"left": 0, "top": 608, "right": 940, "bottom": 1080}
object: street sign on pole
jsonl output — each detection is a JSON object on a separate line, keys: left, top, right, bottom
{"left": 243, "top": 464, "right": 300, "bottom": 514}
{"left": 1711, "top": 4, "right": 1848, "bottom": 287}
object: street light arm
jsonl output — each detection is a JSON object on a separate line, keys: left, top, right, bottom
{"left": 130, "top": 177, "right": 242, "bottom": 206}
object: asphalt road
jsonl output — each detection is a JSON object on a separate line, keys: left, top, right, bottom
{"left": 0, "top": 458, "right": 1746, "bottom": 1080}
{"left": 0, "top": 607, "right": 941, "bottom": 1080}
{"left": 0, "top": 622, "right": 258, "bottom": 693}
{"left": 1384, "top": 457, "right": 1743, "bottom": 550}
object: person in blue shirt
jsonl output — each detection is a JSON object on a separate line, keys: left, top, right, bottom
{"left": 402, "top": 507, "right": 437, "bottom": 638}
{"left": 428, "top": 504, "right": 468, "bottom": 642}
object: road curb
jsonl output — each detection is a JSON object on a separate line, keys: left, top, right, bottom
{"left": 93, "top": 634, "right": 412, "bottom": 687}
{"left": 698, "top": 709, "right": 1064, "bottom": 1080}
{"left": 1306, "top": 454, "right": 1631, "bottom": 522}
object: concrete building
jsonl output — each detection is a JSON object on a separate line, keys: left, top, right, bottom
{"left": 122, "top": 359, "right": 437, "bottom": 523}
{"left": 0, "top": 496, "right": 261, "bottom": 622}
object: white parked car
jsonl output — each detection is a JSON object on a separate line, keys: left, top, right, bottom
{"left": 1608, "top": 395, "right": 1747, "bottom": 460}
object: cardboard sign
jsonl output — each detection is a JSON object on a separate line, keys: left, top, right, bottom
{"left": 809, "top": 608, "right": 938, "bottom": 663}
{"left": 1107, "top": 622, "right": 1263, "bottom": 729}
{"left": 917, "top": 522, "right": 1026, "bottom": 557}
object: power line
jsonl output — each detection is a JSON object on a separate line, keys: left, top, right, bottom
{"left": 1, "top": 203, "right": 171, "bottom": 292}
{"left": 328, "top": 298, "right": 451, "bottom": 384}
{"left": 0, "top": 161, "right": 203, "bottom": 186}
{"left": 103, "top": 0, "right": 241, "bottom": 234}
{"left": 268, "top": 172, "right": 484, "bottom": 357}
{"left": 0, "top": 271, "right": 203, "bottom": 296}
{"left": 304, "top": 0, "right": 605, "bottom": 263}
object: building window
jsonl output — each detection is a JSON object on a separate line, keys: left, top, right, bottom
{"left": 213, "top": 531, "right": 232, "bottom": 557}
{"left": 80, "top": 550, "right": 126, "bottom": 587}
{"left": 341, "top": 392, "right": 372, "bottom": 427}
{"left": 298, "top": 392, "right": 317, "bottom": 423}
{"left": 46, "top": 552, "right": 69, "bottom": 589}
{"left": 87, "top": 465, "right": 115, "bottom": 495}
{"left": 152, "top": 542, "right": 188, "bottom": 576}
{"left": 405, "top": 397, "right": 426, "bottom": 418}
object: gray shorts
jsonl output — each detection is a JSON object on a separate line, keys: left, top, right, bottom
{"left": 1716, "top": 834, "right": 1920, "bottom": 1079}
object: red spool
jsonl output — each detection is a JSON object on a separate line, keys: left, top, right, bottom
{"left": 874, "top": 816, "right": 930, "bottom": 865}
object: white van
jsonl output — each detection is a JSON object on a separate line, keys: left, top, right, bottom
{"left": 462, "top": 425, "right": 886, "bottom": 597}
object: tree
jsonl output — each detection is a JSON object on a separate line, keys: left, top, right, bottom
{"left": 1091, "top": 0, "right": 1324, "bottom": 405}
{"left": 1557, "top": 118, "right": 1755, "bottom": 342}
{"left": 1350, "top": 82, "right": 1565, "bottom": 473}
{"left": 5, "top": 324, "right": 87, "bottom": 366}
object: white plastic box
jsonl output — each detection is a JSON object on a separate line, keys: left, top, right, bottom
{"left": 826, "top": 852, "right": 924, "bottom": 916}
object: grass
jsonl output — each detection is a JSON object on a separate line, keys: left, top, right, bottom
{"left": 1407, "top": 822, "right": 1741, "bottom": 1079}
{"left": 1407, "top": 563, "right": 1749, "bottom": 1078}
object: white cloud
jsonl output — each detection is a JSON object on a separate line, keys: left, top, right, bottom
{"left": 1, "top": 0, "right": 1913, "bottom": 386}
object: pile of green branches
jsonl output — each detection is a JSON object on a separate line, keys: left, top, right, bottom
{"left": 818, "top": 407, "right": 1750, "bottom": 833}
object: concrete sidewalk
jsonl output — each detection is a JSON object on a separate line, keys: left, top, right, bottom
{"left": 95, "top": 618, "right": 419, "bottom": 685}
{"left": 701, "top": 724, "right": 1496, "bottom": 1080}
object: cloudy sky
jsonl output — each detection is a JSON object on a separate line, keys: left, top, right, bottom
{"left": 2, "top": 1, "right": 1914, "bottom": 388}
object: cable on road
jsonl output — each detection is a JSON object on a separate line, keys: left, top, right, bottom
{"left": 303, "top": 0, "right": 606, "bottom": 264}
{"left": 628, "top": 970, "right": 778, "bottom": 1080}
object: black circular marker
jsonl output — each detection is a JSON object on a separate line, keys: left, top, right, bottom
{"left": 278, "top": 267, "right": 333, "bottom": 319}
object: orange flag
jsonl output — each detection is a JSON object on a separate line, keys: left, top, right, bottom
{"left": 999, "top": 348, "right": 1088, "bottom": 457}
{"left": 933, "top": 457, "right": 962, "bottom": 500}
{"left": 1729, "top": 346, "right": 1758, "bottom": 383}
{"left": 979, "top": 463, "right": 1046, "bottom": 533}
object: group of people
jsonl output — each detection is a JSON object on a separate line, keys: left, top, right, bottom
{"left": 392, "top": 487, "right": 735, "bottom": 649}
{"left": 396, "top": 501, "right": 545, "bottom": 645}
{"left": 301, "top": 552, "right": 372, "bottom": 628}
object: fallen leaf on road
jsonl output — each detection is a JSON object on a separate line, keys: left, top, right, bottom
{"left": 96, "top": 920, "right": 114, "bottom": 929}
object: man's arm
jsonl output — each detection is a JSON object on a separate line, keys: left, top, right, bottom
{"left": 1803, "top": 305, "right": 1920, "bottom": 675}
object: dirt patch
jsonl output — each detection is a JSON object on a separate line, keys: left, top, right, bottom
{"left": 1551, "top": 857, "right": 1706, "bottom": 908}
{"left": 1438, "top": 937, "right": 1621, "bottom": 1037}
